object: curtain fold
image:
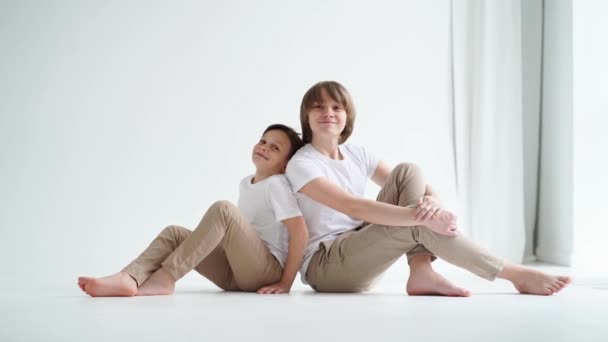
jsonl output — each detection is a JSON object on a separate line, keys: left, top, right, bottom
{"left": 451, "top": 0, "right": 528, "bottom": 262}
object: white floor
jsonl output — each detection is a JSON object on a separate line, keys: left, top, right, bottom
{"left": 2, "top": 262, "right": 607, "bottom": 342}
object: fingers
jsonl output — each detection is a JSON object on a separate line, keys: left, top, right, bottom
{"left": 420, "top": 207, "right": 439, "bottom": 221}
{"left": 416, "top": 205, "right": 434, "bottom": 221}
{"left": 416, "top": 197, "right": 444, "bottom": 221}
{"left": 257, "top": 286, "right": 276, "bottom": 294}
{"left": 257, "top": 286, "right": 287, "bottom": 294}
{"left": 256, "top": 287, "right": 268, "bottom": 294}
{"left": 415, "top": 199, "right": 425, "bottom": 220}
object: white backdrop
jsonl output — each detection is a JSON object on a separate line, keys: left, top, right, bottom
{"left": 0, "top": 1, "right": 457, "bottom": 290}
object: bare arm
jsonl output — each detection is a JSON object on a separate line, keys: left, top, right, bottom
{"left": 299, "top": 177, "right": 420, "bottom": 227}
{"left": 371, "top": 160, "right": 392, "bottom": 186}
{"left": 300, "top": 175, "right": 457, "bottom": 236}
{"left": 257, "top": 216, "right": 308, "bottom": 294}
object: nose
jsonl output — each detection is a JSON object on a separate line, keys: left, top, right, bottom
{"left": 322, "top": 107, "right": 334, "bottom": 117}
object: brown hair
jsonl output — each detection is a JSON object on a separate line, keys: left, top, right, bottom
{"left": 299, "top": 81, "right": 356, "bottom": 144}
{"left": 263, "top": 124, "right": 304, "bottom": 159}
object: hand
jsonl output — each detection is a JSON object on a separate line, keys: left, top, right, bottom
{"left": 424, "top": 209, "right": 459, "bottom": 237}
{"left": 256, "top": 281, "right": 291, "bottom": 294}
{"left": 415, "top": 195, "right": 443, "bottom": 221}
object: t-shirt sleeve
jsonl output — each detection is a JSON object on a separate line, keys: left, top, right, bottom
{"left": 363, "top": 146, "right": 380, "bottom": 178}
{"left": 351, "top": 144, "right": 379, "bottom": 178}
{"left": 266, "top": 176, "right": 302, "bottom": 222}
{"left": 285, "top": 157, "right": 324, "bottom": 192}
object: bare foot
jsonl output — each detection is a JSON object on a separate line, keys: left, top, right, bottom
{"left": 406, "top": 268, "right": 471, "bottom": 296}
{"left": 78, "top": 272, "right": 138, "bottom": 297}
{"left": 406, "top": 254, "right": 470, "bottom": 297}
{"left": 498, "top": 263, "right": 572, "bottom": 295}
{"left": 136, "top": 268, "right": 176, "bottom": 296}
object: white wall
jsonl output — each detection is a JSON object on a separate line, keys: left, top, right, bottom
{"left": 572, "top": 0, "right": 608, "bottom": 271}
{"left": 0, "top": 1, "right": 455, "bottom": 290}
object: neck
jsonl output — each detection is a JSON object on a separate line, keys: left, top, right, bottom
{"left": 252, "top": 169, "right": 276, "bottom": 184}
{"left": 311, "top": 135, "right": 342, "bottom": 159}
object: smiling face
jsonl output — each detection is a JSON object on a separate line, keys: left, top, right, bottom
{"left": 307, "top": 89, "right": 347, "bottom": 142}
{"left": 251, "top": 129, "right": 292, "bottom": 175}
{"left": 300, "top": 81, "right": 356, "bottom": 144}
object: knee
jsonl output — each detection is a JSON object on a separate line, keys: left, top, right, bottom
{"left": 394, "top": 162, "right": 424, "bottom": 182}
{"left": 395, "top": 162, "right": 422, "bottom": 175}
{"left": 161, "top": 225, "right": 190, "bottom": 241}
{"left": 207, "top": 200, "right": 239, "bottom": 219}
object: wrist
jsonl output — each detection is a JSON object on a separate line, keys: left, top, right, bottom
{"left": 279, "top": 278, "right": 293, "bottom": 287}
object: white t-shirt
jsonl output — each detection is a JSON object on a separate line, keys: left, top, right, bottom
{"left": 285, "top": 143, "right": 379, "bottom": 282}
{"left": 237, "top": 174, "right": 302, "bottom": 268}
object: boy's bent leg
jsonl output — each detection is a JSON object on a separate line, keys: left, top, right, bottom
{"left": 192, "top": 245, "right": 239, "bottom": 291}
{"left": 306, "top": 163, "right": 465, "bottom": 293}
{"left": 160, "top": 201, "right": 241, "bottom": 287}
{"left": 414, "top": 228, "right": 504, "bottom": 281}
{"left": 306, "top": 225, "right": 420, "bottom": 292}
{"left": 306, "top": 163, "right": 430, "bottom": 292}
{"left": 216, "top": 202, "right": 282, "bottom": 292}
{"left": 121, "top": 224, "right": 192, "bottom": 286}
{"left": 80, "top": 225, "right": 189, "bottom": 297}
{"left": 375, "top": 163, "right": 436, "bottom": 261}
{"left": 159, "top": 200, "right": 278, "bottom": 291}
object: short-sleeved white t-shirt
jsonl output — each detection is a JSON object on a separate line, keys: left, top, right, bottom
{"left": 285, "top": 143, "right": 379, "bottom": 281}
{"left": 237, "top": 174, "right": 302, "bottom": 268}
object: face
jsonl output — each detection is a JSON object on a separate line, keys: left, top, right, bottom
{"left": 307, "top": 88, "right": 347, "bottom": 141}
{"left": 251, "top": 129, "right": 292, "bottom": 174}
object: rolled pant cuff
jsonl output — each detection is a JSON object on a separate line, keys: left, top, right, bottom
{"left": 406, "top": 251, "right": 437, "bottom": 264}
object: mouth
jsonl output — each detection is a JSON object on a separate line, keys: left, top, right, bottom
{"left": 254, "top": 152, "right": 269, "bottom": 160}
{"left": 319, "top": 121, "right": 336, "bottom": 124}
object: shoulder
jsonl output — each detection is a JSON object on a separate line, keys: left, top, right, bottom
{"left": 341, "top": 143, "right": 366, "bottom": 156}
{"left": 341, "top": 143, "right": 369, "bottom": 163}
{"left": 289, "top": 144, "right": 316, "bottom": 162}
{"left": 239, "top": 175, "right": 254, "bottom": 187}
{"left": 265, "top": 174, "right": 297, "bottom": 202}
{"left": 287, "top": 144, "right": 318, "bottom": 170}
{"left": 265, "top": 174, "right": 291, "bottom": 188}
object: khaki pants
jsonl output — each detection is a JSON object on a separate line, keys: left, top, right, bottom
{"left": 305, "top": 163, "right": 505, "bottom": 292}
{"left": 122, "top": 200, "right": 282, "bottom": 292}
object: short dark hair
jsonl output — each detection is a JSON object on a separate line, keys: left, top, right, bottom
{"left": 263, "top": 124, "right": 304, "bottom": 159}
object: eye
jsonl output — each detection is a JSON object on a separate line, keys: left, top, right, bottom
{"left": 333, "top": 105, "right": 343, "bottom": 111}
{"left": 259, "top": 139, "right": 266, "bottom": 144}
{"left": 271, "top": 145, "right": 279, "bottom": 151}
{"left": 312, "top": 104, "right": 321, "bottom": 109}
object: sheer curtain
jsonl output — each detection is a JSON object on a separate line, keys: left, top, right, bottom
{"left": 451, "top": 0, "right": 573, "bottom": 265}
{"left": 450, "top": 0, "right": 530, "bottom": 263}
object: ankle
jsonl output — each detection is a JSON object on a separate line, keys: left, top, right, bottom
{"left": 497, "top": 263, "right": 521, "bottom": 282}
{"left": 409, "top": 257, "right": 433, "bottom": 273}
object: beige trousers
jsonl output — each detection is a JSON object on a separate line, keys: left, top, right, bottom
{"left": 122, "top": 200, "right": 282, "bottom": 291}
{"left": 305, "top": 163, "right": 505, "bottom": 292}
